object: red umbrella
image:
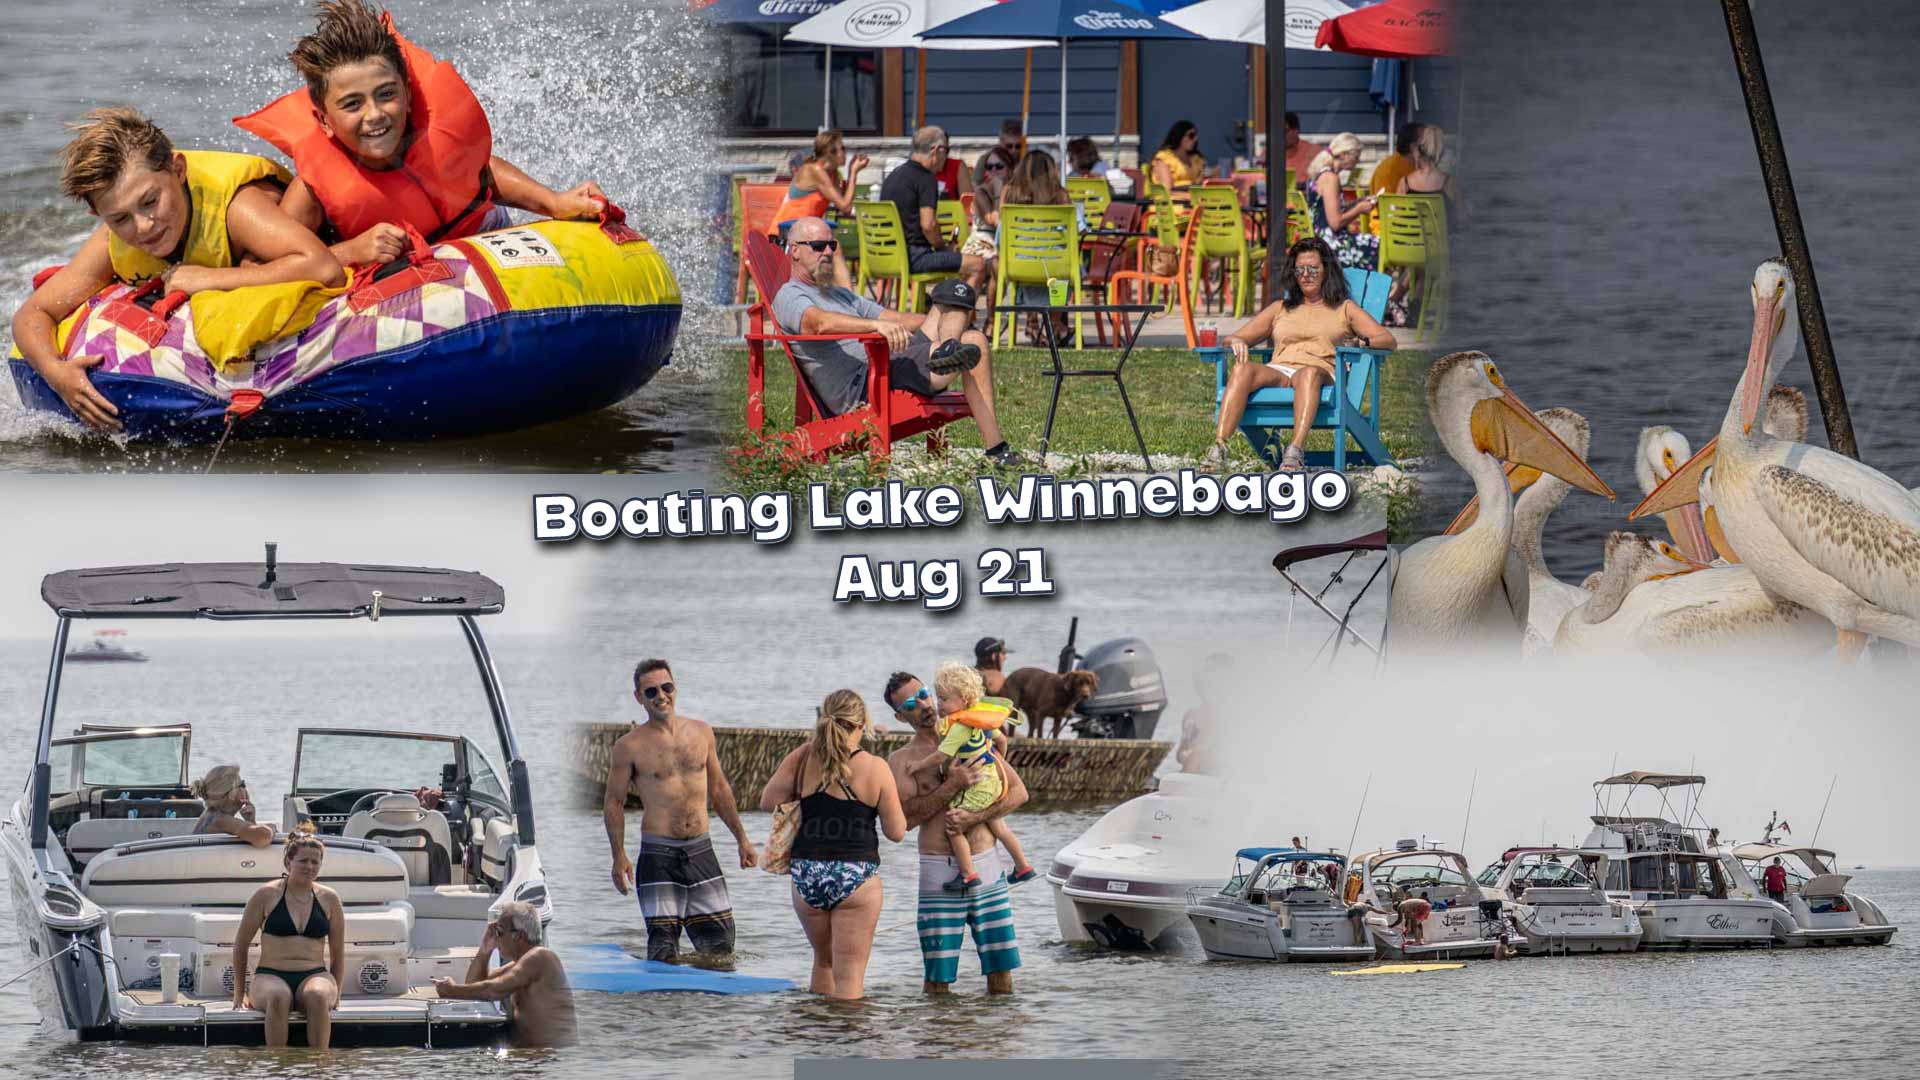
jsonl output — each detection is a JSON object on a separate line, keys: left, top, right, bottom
{"left": 1314, "top": 0, "right": 1453, "bottom": 58}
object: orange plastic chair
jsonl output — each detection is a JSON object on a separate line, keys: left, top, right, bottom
{"left": 1105, "top": 209, "right": 1199, "bottom": 349}
{"left": 735, "top": 183, "right": 787, "bottom": 303}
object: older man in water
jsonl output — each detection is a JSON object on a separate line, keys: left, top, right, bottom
{"left": 433, "top": 901, "right": 577, "bottom": 1047}
{"left": 883, "top": 670, "right": 1029, "bottom": 995}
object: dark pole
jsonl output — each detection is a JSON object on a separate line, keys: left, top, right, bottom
{"left": 1264, "top": 0, "right": 1285, "bottom": 301}
{"left": 1720, "top": 0, "right": 1857, "bottom": 459}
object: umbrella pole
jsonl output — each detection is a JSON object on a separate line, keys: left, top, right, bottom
{"left": 916, "top": 49, "right": 927, "bottom": 130}
{"left": 1059, "top": 39, "right": 1069, "bottom": 162}
{"left": 1021, "top": 49, "right": 1033, "bottom": 149}
{"left": 822, "top": 44, "right": 833, "bottom": 132}
{"left": 1264, "top": 0, "right": 1285, "bottom": 300}
{"left": 1720, "top": 0, "right": 1855, "bottom": 458}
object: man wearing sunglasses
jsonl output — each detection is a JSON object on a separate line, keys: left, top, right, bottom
{"left": 773, "top": 215, "right": 1024, "bottom": 466}
{"left": 602, "top": 658, "right": 757, "bottom": 962}
{"left": 882, "top": 671, "right": 1028, "bottom": 996}
{"left": 880, "top": 125, "right": 986, "bottom": 290}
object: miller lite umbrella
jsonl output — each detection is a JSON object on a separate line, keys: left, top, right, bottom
{"left": 922, "top": 0, "right": 1200, "bottom": 161}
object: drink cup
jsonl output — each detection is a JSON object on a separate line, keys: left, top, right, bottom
{"left": 1047, "top": 277, "right": 1068, "bottom": 307}
{"left": 159, "top": 953, "right": 181, "bottom": 1002}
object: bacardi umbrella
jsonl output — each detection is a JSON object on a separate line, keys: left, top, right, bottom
{"left": 1312, "top": 0, "right": 1451, "bottom": 58}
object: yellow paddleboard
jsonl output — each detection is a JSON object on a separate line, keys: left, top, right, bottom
{"left": 1330, "top": 962, "right": 1466, "bottom": 976}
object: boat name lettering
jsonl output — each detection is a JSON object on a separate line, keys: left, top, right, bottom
{"left": 1706, "top": 913, "right": 1743, "bottom": 930}
{"left": 1106, "top": 880, "right": 1130, "bottom": 893}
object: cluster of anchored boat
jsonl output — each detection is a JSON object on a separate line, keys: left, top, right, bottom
{"left": 1047, "top": 771, "right": 1893, "bottom": 963}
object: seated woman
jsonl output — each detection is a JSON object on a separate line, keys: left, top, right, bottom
{"left": 1149, "top": 120, "right": 1208, "bottom": 197}
{"left": 231, "top": 823, "right": 346, "bottom": 1048}
{"left": 770, "top": 130, "right": 869, "bottom": 240}
{"left": 1305, "top": 133, "right": 1380, "bottom": 272}
{"left": 1396, "top": 123, "right": 1455, "bottom": 206}
{"left": 1208, "top": 237, "right": 1396, "bottom": 471}
{"left": 1001, "top": 150, "right": 1081, "bottom": 343}
{"left": 190, "top": 765, "right": 273, "bottom": 846}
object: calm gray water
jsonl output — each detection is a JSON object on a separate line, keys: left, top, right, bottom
{"left": 0, "top": 0, "right": 731, "bottom": 472}
{"left": 1423, "top": 1, "right": 1920, "bottom": 576}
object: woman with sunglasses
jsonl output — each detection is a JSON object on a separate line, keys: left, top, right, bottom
{"left": 1209, "top": 237, "right": 1396, "bottom": 470}
{"left": 1150, "top": 120, "right": 1209, "bottom": 196}
{"left": 770, "top": 129, "right": 869, "bottom": 240}
{"left": 760, "top": 690, "right": 905, "bottom": 1000}
{"left": 191, "top": 764, "right": 274, "bottom": 846}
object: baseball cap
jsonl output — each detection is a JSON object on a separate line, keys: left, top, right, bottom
{"left": 973, "top": 636, "right": 1010, "bottom": 659}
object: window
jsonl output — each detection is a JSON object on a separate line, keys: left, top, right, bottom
{"left": 727, "top": 28, "right": 878, "bottom": 135}
{"left": 79, "top": 734, "right": 186, "bottom": 789}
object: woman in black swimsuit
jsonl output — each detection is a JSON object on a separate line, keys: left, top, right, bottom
{"left": 231, "top": 822, "right": 347, "bottom": 1048}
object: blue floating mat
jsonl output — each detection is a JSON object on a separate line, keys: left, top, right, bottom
{"left": 567, "top": 943, "right": 793, "bottom": 995}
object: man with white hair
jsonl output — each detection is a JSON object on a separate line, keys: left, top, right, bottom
{"left": 433, "top": 901, "right": 577, "bottom": 1047}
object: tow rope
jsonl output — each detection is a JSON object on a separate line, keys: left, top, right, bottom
{"left": 203, "top": 389, "right": 265, "bottom": 474}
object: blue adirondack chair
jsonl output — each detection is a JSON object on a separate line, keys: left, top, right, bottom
{"left": 1201, "top": 267, "right": 1396, "bottom": 470}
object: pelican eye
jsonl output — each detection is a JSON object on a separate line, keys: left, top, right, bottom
{"left": 1483, "top": 363, "right": 1503, "bottom": 387}
{"left": 1662, "top": 449, "right": 1675, "bottom": 471}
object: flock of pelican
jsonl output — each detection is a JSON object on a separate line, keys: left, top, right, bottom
{"left": 1387, "top": 259, "right": 1920, "bottom": 660}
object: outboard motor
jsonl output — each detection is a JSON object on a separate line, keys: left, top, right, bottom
{"left": 1070, "top": 637, "right": 1167, "bottom": 740}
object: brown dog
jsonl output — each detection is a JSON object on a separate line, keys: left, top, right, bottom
{"left": 1000, "top": 668, "right": 1100, "bottom": 739}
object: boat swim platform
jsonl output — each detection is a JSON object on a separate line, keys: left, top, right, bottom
{"left": 572, "top": 724, "right": 1171, "bottom": 810}
{"left": 107, "top": 986, "right": 508, "bottom": 1046}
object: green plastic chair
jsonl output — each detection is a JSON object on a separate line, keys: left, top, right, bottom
{"left": 1065, "top": 177, "right": 1112, "bottom": 224}
{"left": 994, "top": 203, "right": 1083, "bottom": 349}
{"left": 1378, "top": 194, "right": 1445, "bottom": 342}
{"left": 1188, "top": 186, "right": 1267, "bottom": 318}
{"left": 828, "top": 212, "right": 861, "bottom": 278}
{"left": 936, "top": 199, "right": 970, "bottom": 248}
{"left": 853, "top": 201, "right": 947, "bottom": 313}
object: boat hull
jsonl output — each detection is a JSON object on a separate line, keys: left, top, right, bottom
{"left": 1186, "top": 902, "right": 1374, "bottom": 963}
{"left": 1053, "top": 879, "right": 1193, "bottom": 950}
{"left": 1634, "top": 899, "right": 1777, "bottom": 948}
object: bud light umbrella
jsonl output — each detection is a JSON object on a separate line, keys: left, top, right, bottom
{"left": 922, "top": 0, "right": 1201, "bottom": 162}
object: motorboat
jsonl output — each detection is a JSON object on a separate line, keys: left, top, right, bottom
{"left": 63, "top": 630, "right": 147, "bottom": 663}
{"left": 2, "top": 547, "right": 552, "bottom": 1045}
{"left": 1185, "top": 848, "right": 1373, "bottom": 963}
{"left": 1344, "top": 844, "right": 1504, "bottom": 960}
{"left": 1582, "top": 771, "right": 1775, "bottom": 948}
{"left": 1732, "top": 843, "right": 1897, "bottom": 947}
{"left": 1475, "top": 847, "right": 1642, "bottom": 954}
{"left": 1047, "top": 772, "right": 1229, "bottom": 950}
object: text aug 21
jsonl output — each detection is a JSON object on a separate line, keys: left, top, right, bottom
{"left": 531, "top": 470, "right": 1355, "bottom": 545}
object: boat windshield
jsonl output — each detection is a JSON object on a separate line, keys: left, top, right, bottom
{"left": 1475, "top": 862, "right": 1505, "bottom": 886}
{"left": 293, "top": 731, "right": 508, "bottom": 805}
{"left": 48, "top": 731, "right": 189, "bottom": 794}
{"left": 1376, "top": 862, "right": 1468, "bottom": 888}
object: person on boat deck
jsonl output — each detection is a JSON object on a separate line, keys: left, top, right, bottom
{"left": 9, "top": 108, "right": 344, "bottom": 433}
{"left": 231, "top": 823, "right": 346, "bottom": 1049}
{"left": 1391, "top": 893, "right": 1432, "bottom": 945}
{"left": 770, "top": 129, "right": 869, "bottom": 240}
{"left": 1210, "top": 236, "right": 1397, "bottom": 471}
{"left": 1763, "top": 857, "right": 1790, "bottom": 904}
{"left": 434, "top": 901, "right": 578, "bottom": 1047}
{"left": 239, "top": 0, "right": 614, "bottom": 269}
{"left": 191, "top": 764, "right": 273, "bottom": 846}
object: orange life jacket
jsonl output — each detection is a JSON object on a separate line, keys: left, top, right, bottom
{"left": 233, "top": 12, "right": 496, "bottom": 244}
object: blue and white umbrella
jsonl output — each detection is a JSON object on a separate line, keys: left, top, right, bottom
{"left": 692, "top": 0, "right": 842, "bottom": 25}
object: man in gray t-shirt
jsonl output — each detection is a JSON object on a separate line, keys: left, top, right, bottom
{"left": 771, "top": 216, "right": 1020, "bottom": 466}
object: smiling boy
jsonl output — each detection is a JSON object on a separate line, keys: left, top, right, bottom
{"left": 8, "top": 108, "right": 343, "bottom": 431}
{"left": 237, "top": 0, "right": 611, "bottom": 267}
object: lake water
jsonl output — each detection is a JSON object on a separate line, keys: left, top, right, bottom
{"left": 1424, "top": 0, "right": 1920, "bottom": 577}
{"left": 0, "top": 0, "right": 733, "bottom": 472}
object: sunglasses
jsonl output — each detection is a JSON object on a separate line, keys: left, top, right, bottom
{"left": 641, "top": 682, "right": 676, "bottom": 699}
{"left": 893, "top": 687, "right": 931, "bottom": 713}
{"left": 985, "top": 161, "right": 1009, "bottom": 172}
{"left": 1295, "top": 265, "right": 1324, "bottom": 278}
{"left": 796, "top": 239, "right": 838, "bottom": 253}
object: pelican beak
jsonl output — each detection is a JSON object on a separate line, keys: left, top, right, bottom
{"left": 1743, "top": 289, "right": 1786, "bottom": 434}
{"left": 1630, "top": 435, "right": 1717, "bottom": 519}
{"left": 1664, "top": 503, "right": 1714, "bottom": 565}
{"left": 1442, "top": 463, "right": 1542, "bottom": 535}
{"left": 1704, "top": 502, "right": 1740, "bottom": 563}
{"left": 1470, "top": 389, "right": 1614, "bottom": 499}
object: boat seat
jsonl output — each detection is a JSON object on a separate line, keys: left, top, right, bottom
{"left": 343, "top": 794, "right": 457, "bottom": 888}
{"left": 109, "top": 904, "right": 414, "bottom": 946}
{"left": 408, "top": 885, "right": 499, "bottom": 922}
{"left": 82, "top": 835, "right": 408, "bottom": 908}
{"left": 478, "top": 815, "right": 515, "bottom": 888}
{"left": 65, "top": 817, "right": 203, "bottom": 870}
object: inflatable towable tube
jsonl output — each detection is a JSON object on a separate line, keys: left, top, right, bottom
{"left": 8, "top": 212, "right": 680, "bottom": 442}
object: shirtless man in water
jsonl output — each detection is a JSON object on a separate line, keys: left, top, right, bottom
{"left": 604, "top": 658, "right": 758, "bottom": 961}
{"left": 883, "top": 670, "right": 1028, "bottom": 994}
{"left": 434, "top": 901, "right": 576, "bottom": 1047}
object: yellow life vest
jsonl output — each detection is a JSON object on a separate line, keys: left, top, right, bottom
{"left": 107, "top": 150, "right": 290, "bottom": 284}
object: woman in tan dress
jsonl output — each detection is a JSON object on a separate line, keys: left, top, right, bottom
{"left": 1210, "top": 237, "right": 1396, "bottom": 470}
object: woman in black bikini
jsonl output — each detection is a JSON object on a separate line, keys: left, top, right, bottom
{"left": 230, "top": 822, "right": 347, "bottom": 1047}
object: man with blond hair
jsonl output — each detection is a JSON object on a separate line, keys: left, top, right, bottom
{"left": 9, "top": 108, "right": 343, "bottom": 432}
{"left": 433, "top": 901, "right": 577, "bottom": 1047}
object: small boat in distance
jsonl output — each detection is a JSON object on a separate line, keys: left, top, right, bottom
{"left": 1476, "top": 846, "right": 1643, "bottom": 954}
{"left": 1186, "top": 848, "right": 1374, "bottom": 963}
{"left": 64, "top": 629, "right": 147, "bottom": 663}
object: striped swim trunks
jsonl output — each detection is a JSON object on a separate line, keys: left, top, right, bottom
{"left": 917, "top": 848, "right": 1020, "bottom": 985}
{"left": 635, "top": 834, "right": 735, "bottom": 961}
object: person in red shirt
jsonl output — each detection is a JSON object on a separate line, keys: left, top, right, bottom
{"left": 1762, "top": 858, "right": 1790, "bottom": 904}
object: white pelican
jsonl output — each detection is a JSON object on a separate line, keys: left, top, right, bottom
{"left": 1389, "top": 353, "right": 1614, "bottom": 652}
{"left": 1635, "top": 260, "right": 1920, "bottom": 654}
{"left": 1636, "top": 426, "right": 1714, "bottom": 563}
{"left": 1656, "top": 385, "right": 1806, "bottom": 565}
{"left": 1552, "top": 532, "right": 1834, "bottom": 656}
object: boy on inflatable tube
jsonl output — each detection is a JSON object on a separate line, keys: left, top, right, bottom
{"left": 239, "top": 0, "right": 626, "bottom": 268}
{"left": 8, "top": 109, "right": 345, "bottom": 432}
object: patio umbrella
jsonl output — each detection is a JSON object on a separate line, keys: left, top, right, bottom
{"left": 1159, "top": 0, "right": 1358, "bottom": 47}
{"left": 694, "top": 0, "right": 849, "bottom": 130}
{"left": 923, "top": 0, "right": 1201, "bottom": 161}
{"left": 786, "top": 0, "right": 1055, "bottom": 130}
{"left": 1313, "top": 0, "right": 1453, "bottom": 58}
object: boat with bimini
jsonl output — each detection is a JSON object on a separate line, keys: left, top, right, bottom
{"left": 1, "top": 545, "right": 551, "bottom": 1044}
{"left": 1732, "top": 841, "right": 1896, "bottom": 948}
{"left": 64, "top": 629, "right": 147, "bottom": 663}
{"left": 1583, "top": 772, "right": 1774, "bottom": 948}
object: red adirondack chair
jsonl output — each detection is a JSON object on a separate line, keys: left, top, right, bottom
{"left": 741, "top": 232, "right": 972, "bottom": 462}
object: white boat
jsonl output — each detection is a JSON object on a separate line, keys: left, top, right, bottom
{"left": 1583, "top": 771, "right": 1775, "bottom": 948}
{"left": 1344, "top": 844, "right": 1504, "bottom": 960}
{"left": 1046, "top": 773, "right": 1228, "bottom": 950}
{"left": 64, "top": 629, "right": 147, "bottom": 663}
{"left": 1475, "top": 847, "right": 1642, "bottom": 954}
{"left": 1185, "top": 848, "right": 1373, "bottom": 963}
{"left": 1732, "top": 843, "right": 1897, "bottom": 948}
{"left": 2, "top": 551, "right": 552, "bottom": 1044}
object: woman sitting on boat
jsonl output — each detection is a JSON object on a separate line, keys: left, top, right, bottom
{"left": 1208, "top": 237, "right": 1397, "bottom": 471}
{"left": 230, "top": 823, "right": 347, "bottom": 1048}
{"left": 770, "top": 130, "right": 869, "bottom": 240}
{"left": 190, "top": 764, "right": 273, "bottom": 846}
